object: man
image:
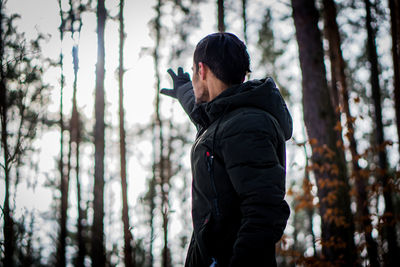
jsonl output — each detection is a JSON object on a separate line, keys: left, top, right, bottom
{"left": 161, "top": 32, "right": 292, "bottom": 267}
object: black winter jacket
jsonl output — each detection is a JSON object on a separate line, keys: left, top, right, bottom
{"left": 178, "top": 78, "right": 292, "bottom": 267}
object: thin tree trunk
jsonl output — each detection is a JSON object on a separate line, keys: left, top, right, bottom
{"left": 61, "top": 116, "right": 72, "bottom": 266}
{"left": 322, "top": 0, "right": 379, "bottom": 265}
{"left": 64, "top": 86, "right": 74, "bottom": 266}
{"left": 241, "top": 0, "right": 250, "bottom": 80}
{"left": 152, "top": 0, "right": 171, "bottom": 266}
{"left": 71, "top": 33, "right": 86, "bottom": 266}
{"left": 162, "top": 117, "right": 175, "bottom": 267}
{"left": 1, "top": 4, "right": 14, "bottom": 266}
{"left": 217, "top": 0, "right": 225, "bottom": 32}
{"left": 65, "top": 2, "right": 86, "bottom": 264}
{"left": 389, "top": 0, "right": 400, "bottom": 159}
{"left": 23, "top": 215, "right": 35, "bottom": 267}
{"left": 76, "top": 136, "right": 86, "bottom": 267}
{"left": 301, "top": 133, "right": 317, "bottom": 257}
{"left": 148, "top": 165, "right": 156, "bottom": 267}
{"left": 364, "top": 0, "right": 400, "bottom": 265}
{"left": 291, "top": 0, "right": 357, "bottom": 264}
{"left": 241, "top": 0, "right": 248, "bottom": 44}
{"left": 2, "top": 125, "right": 13, "bottom": 267}
{"left": 91, "top": 0, "right": 106, "bottom": 265}
{"left": 56, "top": 0, "right": 67, "bottom": 265}
{"left": 118, "top": 0, "right": 134, "bottom": 266}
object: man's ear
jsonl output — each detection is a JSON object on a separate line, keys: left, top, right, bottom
{"left": 198, "top": 62, "right": 207, "bottom": 80}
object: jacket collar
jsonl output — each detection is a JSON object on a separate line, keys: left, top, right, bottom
{"left": 190, "top": 77, "right": 293, "bottom": 140}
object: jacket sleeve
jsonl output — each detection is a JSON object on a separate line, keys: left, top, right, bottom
{"left": 176, "top": 81, "right": 195, "bottom": 118}
{"left": 220, "top": 112, "right": 290, "bottom": 267}
{"left": 176, "top": 82, "right": 206, "bottom": 131}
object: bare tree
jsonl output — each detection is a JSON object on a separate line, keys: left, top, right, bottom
{"left": 1, "top": 3, "right": 49, "bottom": 265}
{"left": 389, "top": 0, "right": 400, "bottom": 159}
{"left": 91, "top": 0, "right": 106, "bottom": 265}
{"left": 322, "top": 0, "right": 379, "bottom": 265}
{"left": 69, "top": 1, "right": 85, "bottom": 265}
{"left": 291, "top": 0, "right": 357, "bottom": 264}
{"left": 364, "top": 0, "right": 400, "bottom": 265}
{"left": 0, "top": 3, "right": 14, "bottom": 266}
{"left": 56, "top": 1, "right": 68, "bottom": 266}
{"left": 118, "top": 0, "right": 135, "bottom": 266}
{"left": 241, "top": 0, "right": 248, "bottom": 44}
{"left": 152, "top": 0, "right": 172, "bottom": 265}
{"left": 218, "top": 0, "right": 225, "bottom": 32}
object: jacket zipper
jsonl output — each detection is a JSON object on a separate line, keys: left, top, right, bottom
{"left": 206, "top": 151, "right": 220, "bottom": 216}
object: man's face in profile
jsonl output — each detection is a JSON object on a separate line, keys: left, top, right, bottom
{"left": 192, "top": 61, "right": 209, "bottom": 104}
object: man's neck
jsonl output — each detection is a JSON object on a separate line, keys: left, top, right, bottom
{"left": 207, "top": 77, "right": 230, "bottom": 102}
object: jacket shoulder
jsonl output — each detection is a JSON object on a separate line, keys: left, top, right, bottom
{"left": 221, "top": 107, "right": 282, "bottom": 142}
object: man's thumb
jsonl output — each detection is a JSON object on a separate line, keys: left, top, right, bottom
{"left": 160, "top": 88, "right": 176, "bottom": 98}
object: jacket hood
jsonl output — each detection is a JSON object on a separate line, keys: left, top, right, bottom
{"left": 193, "top": 77, "right": 293, "bottom": 140}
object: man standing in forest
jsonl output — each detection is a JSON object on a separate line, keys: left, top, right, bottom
{"left": 161, "top": 32, "right": 292, "bottom": 267}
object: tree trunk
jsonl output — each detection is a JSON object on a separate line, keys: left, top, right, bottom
{"left": 148, "top": 169, "right": 156, "bottom": 267}
{"left": 2, "top": 121, "right": 14, "bottom": 267}
{"left": 1, "top": 5, "right": 14, "bottom": 266}
{"left": 291, "top": 0, "right": 357, "bottom": 264}
{"left": 241, "top": 0, "right": 250, "bottom": 80}
{"left": 241, "top": 0, "right": 248, "bottom": 44}
{"left": 72, "top": 38, "right": 86, "bottom": 267}
{"left": 322, "top": 0, "right": 379, "bottom": 265}
{"left": 217, "top": 0, "right": 225, "bottom": 32}
{"left": 389, "top": 0, "right": 400, "bottom": 159}
{"left": 56, "top": 0, "right": 67, "bottom": 265}
{"left": 59, "top": 119, "right": 72, "bottom": 267}
{"left": 152, "top": 0, "right": 171, "bottom": 266}
{"left": 91, "top": 0, "right": 106, "bottom": 265}
{"left": 75, "top": 135, "right": 86, "bottom": 267}
{"left": 62, "top": 3, "right": 86, "bottom": 265}
{"left": 301, "top": 133, "right": 317, "bottom": 257}
{"left": 63, "top": 98, "right": 73, "bottom": 266}
{"left": 118, "top": 0, "right": 134, "bottom": 266}
{"left": 364, "top": 0, "right": 400, "bottom": 265}
{"left": 162, "top": 119, "right": 175, "bottom": 267}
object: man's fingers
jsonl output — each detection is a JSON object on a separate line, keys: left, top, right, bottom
{"left": 178, "top": 67, "right": 184, "bottom": 76}
{"left": 167, "top": 68, "right": 177, "bottom": 79}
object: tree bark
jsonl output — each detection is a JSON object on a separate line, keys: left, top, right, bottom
{"left": 322, "top": 0, "right": 379, "bottom": 265}
{"left": 217, "top": 0, "right": 225, "bottom": 32}
{"left": 291, "top": 0, "right": 357, "bottom": 264}
{"left": 389, "top": 0, "right": 400, "bottom": 159}
{"left": 364, "top": 0, "right": 400, "bottom": 265}
{"left": 91, "top": 0, "right": 106, "bottom": 265}
{"left": 118, "top": 0, "right": 134, "bottom": 266}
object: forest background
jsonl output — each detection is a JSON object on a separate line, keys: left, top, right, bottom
{"left": 1, "top": 0, "right": 400, "bottom": 266}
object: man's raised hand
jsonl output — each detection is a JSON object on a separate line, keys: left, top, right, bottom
{"left": 160, "top": 67, "right": 191, "bottom": 98}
